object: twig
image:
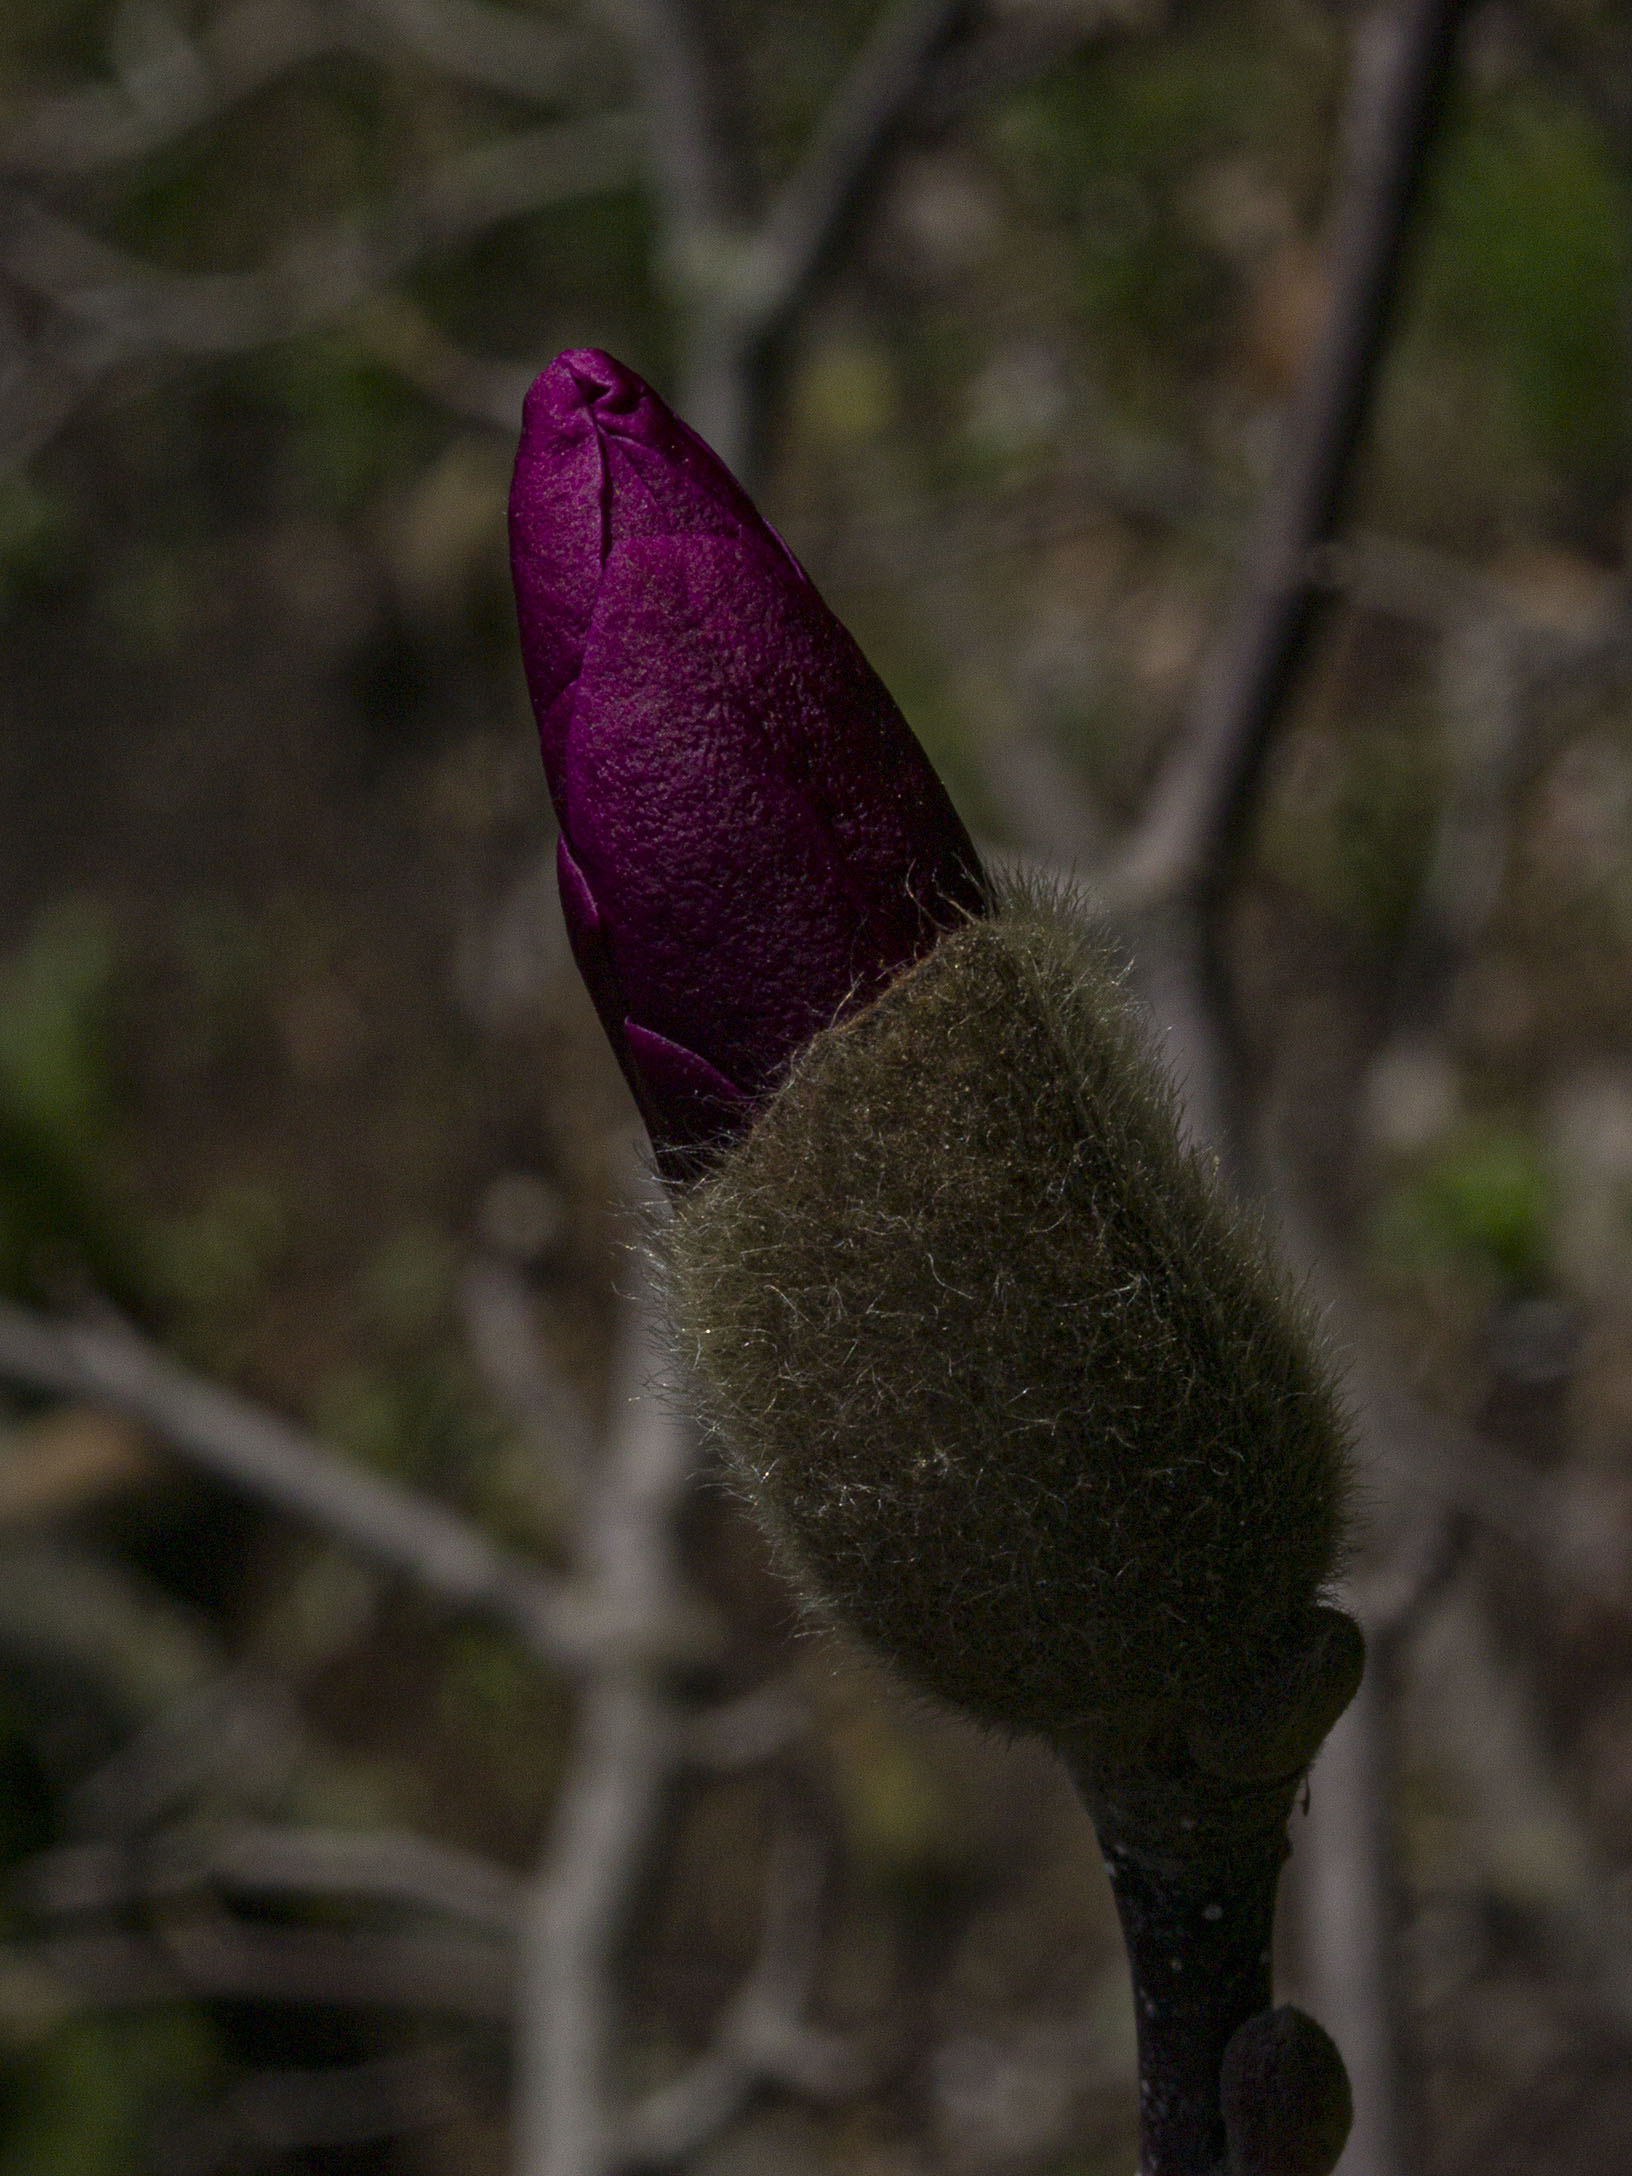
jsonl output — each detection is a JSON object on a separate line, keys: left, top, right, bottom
{"left": 513, "top": 1246, "right": 699, "bottom": 2176}
{"left": 846, "top": 414, "right": 1632, "bottom": 655}
{"left": 3, "top": 112, "right": 641, "bottom": 356}
{"left": 644, "top": 0, "right": 978, "bottom": 468}
{"left": 971, "top": 12, "right": 1475, "bottom": 2162}
{"left": 1113, "top": 0, "right": 1472, "bottom": 918}
{"left": 0, "top": 1299, "right": 591, "bottom": 1668}
{"left": 753, "top": 0, "right": 970, "bottom": 337}
{"left": 1297, "top": 1630, "right": 1413, "bottom": 2176}
{"left": 1386, "top": 618, "right": 1526, "bottom": 1044}
{"left": 1268, "top": 1202, "right": 1632, "bottom": 1612}
{"left": 350, "top": 0, "right": 611, "bottom": 108}
{"left": 2, "top": 0, "right": 337, "bottom": 179}
{"left": 744, "top": 0, "right": 1160, "bottom": 357}
{"left": 157, "top": 2047, "right": 470, "bottom": 2171}
{"left": 0, "top": 0, "right": 1149, "bottom": 481}
{"left": 1350, "top": 1514, "right": 1470, "bottom": 1645}
{"left": 20, "top": 1822, "right": 523, "bottom": 1939}
{"left": 356, "top": 292, "right": 537, "bottom": 431}
{"left": 1, "top": 0, "right": 606, "bottom": 180}
{"left": 917, "top": 0, "right": 1150, "bottom": 127}
{"left": 927, "top": 1985, "right": 1138, "bottom": 2169}
{"left": 611, "top": 1828, "right": 864, "bottom": 2167}
{"left": 1282, "top": 1517, "right": 1463, "bottom": 2176}
{"left": 1408, "top": 1575, "right": 1632, "bottom": 2035}
{"left": 0, "top": 1918, "right": 513, "bottom": 2023}
{"left": 0, "top": 1543, "right": 380, "bottom": 1839}
{"left": 1361, "top": 595, "right": 1632, "bottom": 1154}
{"left": 595, "top": 0, "right": 738, "bottom": 244}
{"left": 0, "top": 1535, "right": 229, "bottom": 1719}
{"left": 626, "top": 0, "right": 1087, "bottom": 473}
{"left": 462, "top": 1255, "right": 597, "bottom": 1505}
{"left": 680, "top": 1678, "right": 811, "bottom": 1771}
{"left": 0, "top": 108, "right": 641, "bottom": 469}
{"left": 65, "top": 1668, "right": 323, "bottom": 1836}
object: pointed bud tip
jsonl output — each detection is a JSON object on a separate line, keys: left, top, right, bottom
{"left": 522, "top": 347, "right": 646, "bottom": 434}
{"left": 511, "top": 347, "right": 986, "bottom": 1178}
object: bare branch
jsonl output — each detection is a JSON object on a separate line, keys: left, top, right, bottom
{"left": 0, "top": 338, "right": 86, "bottom": 477}
{"left": 3, "top": 111, "right": 640, "bottom": 357}
{"left": 1114, "top": 0, "right": 1473, "bottom": 915}
{"left": 595, "top": 0, "right": 736, "bottom": 241}
{"left": 66, "top": 1671, "right": 314, "bottom": 1837}
{"left": 1, "top": 0, "right": 608, "bottom": 181}
{"left": 462, "top": 1254, "right": 597, "bottom": 1500}
{"left": 160, "top": 2048, "right": 470, "bottom": 2169}
{"left": 514, "top": 1251, "right": 699, "bottom": 2176}
{"left": 1288, "top": 1523, "right": 1460, "bottom": 2176}
{"left": 1363, "top": 598, "right": 1632, "bottom": 1159}
{"left": 1409, "top": 1578, "right": 1632, "bottom": 2035}
{"left": 851, "top": 422, "right": 1614, "bottom": 675}
{"left": 926, "top": 1989, "right": 1137, "bottom": 2169}
{"left": 0, "top": 107, "right": 640, "bottom": 469}
{"left": 2, "top": 0, "right": 335, "bottom": 179}
{"left": 753, "top": 0, "right": 1168, "bottom": 337}
{"left": 0, "top": 1542, "right": 380, "bottom": 1841}
{"left": 1298, "top": 1627, "right": 1415, "bottom": 2176}
{"left": 350, "top": 0, "right": 612, "bottom": 108}
{"left": 1269, "top": 1196, "right": 1632, "bottom": 1612}
{"left": 0, "top": 1300, "right": 589, "bottom": 1668}
{"left": 1350, "top": 1512, "right": 1469, "bottom": 1643}
{"left": 754, "top": 0, "right": 969, "bottom": 332}
{"left": 21, "top": 1822, "right": 523, "bottom": 1939}
{"left": 916, "top": 0, "right": 1157, "bottom": 129}
{"left": 680, "top": 1678, "right": 811, "bottom": 1771}
{"left": 650, "top": 0, "right": 1146, "bottom": 467}
{"left": 613, "top": 1829, "right": 864, "bottom": 2168}
{"left": 0, "top": 1919, "right": 512, "bottom": 2023}
{"left": 0, "top": 1536, "right": 235, "bottom": 1727}
{"left": 355, "top": 292, "right": 536, "bottom": 430}
{"left": 1402, "top": 608, "right": 1630, "bottom": 1012}
{"left": 971, "top": 34, "right": 1619, "bottom": 2171}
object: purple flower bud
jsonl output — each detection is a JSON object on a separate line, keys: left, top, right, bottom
{"left": 509, "top": 349, "right": 988, "bottom": 1175}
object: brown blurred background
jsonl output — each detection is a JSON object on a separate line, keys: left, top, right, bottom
{"left": 2, "top": 0, "right": 1632, "bottom": 2170}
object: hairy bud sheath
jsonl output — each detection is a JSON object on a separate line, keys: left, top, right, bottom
{"left": 667, "top": 883, "right": 1352, "bottom": 1757}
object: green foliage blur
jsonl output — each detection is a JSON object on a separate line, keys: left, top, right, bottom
{"left": 1370, "top": 1120, "right": 1556, "bottom": 1297}
{"left": 0, "top": 902, "right": 142, "bottom": 1309}
{"left": 0, "top": 0, "right": 1629, "bottom": 2166}
{"left": 0, "top": 2015, "right": 221, "bottom": 2176}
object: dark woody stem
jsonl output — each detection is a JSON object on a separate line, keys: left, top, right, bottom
{"left": 1102, "top": 1818, "right": 1285, "bottom": 2174}
{"left": 1063, "top": 1746, "right": 1301, "bottom": 2176}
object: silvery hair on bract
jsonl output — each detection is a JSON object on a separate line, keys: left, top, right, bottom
{"left": 666, "top": 878, "right": 1352, "bottom": 1763}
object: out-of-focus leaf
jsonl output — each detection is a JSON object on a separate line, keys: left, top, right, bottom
{"left": 0, "top": 905, "right": 147, "bottom": 1309}
{"left": 1422, "top": 89, "right": 1630, "bottom": 489}
{"left": 0, "top": 2011, "right": 220, "bottom": 2176}
{"left": 1370, "top": 1121, "right": 1554, "bottom": 1296}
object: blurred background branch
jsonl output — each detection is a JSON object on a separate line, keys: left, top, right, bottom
{"left": 2, "top": 0, "right": 1632, "bottom": 2172}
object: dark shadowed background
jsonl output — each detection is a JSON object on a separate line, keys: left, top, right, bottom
{"left": 2, "top": 1, "right": 1631, "bottom": 2171}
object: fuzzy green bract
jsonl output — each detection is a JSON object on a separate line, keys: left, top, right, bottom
{"left": 667, "top": 881, "right": 1351, "bottom": 1751}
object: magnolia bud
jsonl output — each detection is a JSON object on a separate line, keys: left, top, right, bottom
{"left": 510, "top": 354, "right": 1359, "bottom": 2176}
{"left": 508, "top": 349, "right": 987, "bottom": 1177}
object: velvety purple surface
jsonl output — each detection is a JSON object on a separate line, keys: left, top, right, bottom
{"left": 509, "top": 348, "right": 988, "bottom": 1171}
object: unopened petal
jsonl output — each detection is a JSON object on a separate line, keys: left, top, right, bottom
{"left": 563, "top": 532, "right": 982, "bottom": 1110}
